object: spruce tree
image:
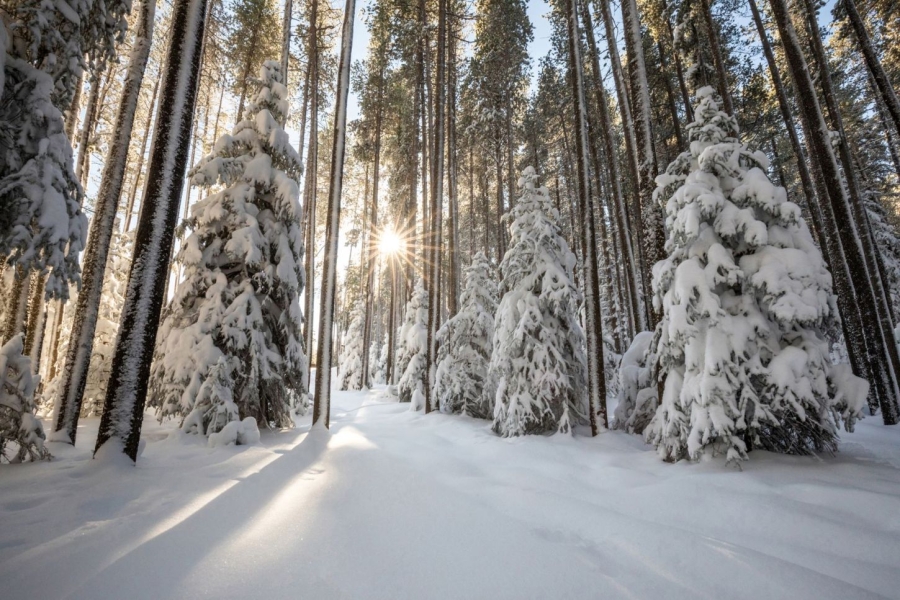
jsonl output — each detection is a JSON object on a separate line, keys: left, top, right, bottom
{"left": 0, "top": 334, "right": 49, "bottom": 462}
{"left": 397, "top": 278, "right": 429, "bottom": 408}
{"left": 434, "top": 252, "right": 498, "bottom": 418}
{"left": 150, "top": 61, "right": 308, "bottom": 437}
{"left": 338, "top": 306, "right": 365, "bottom": 391}
{"left": 643, "top": 88, "right": 867, "bottom": 464}
{"left": 490, "top": 167, "right": 588, "bottom": 436}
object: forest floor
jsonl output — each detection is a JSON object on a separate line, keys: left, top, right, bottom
{"left": 2, "top": 383, "right": 900, "bottom": 599}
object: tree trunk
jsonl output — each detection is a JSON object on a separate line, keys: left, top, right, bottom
{"left": 303, "top": 0, "right": 320, "bottom": 358}
{"left": 425, "top": 0, "right": 447, "bottom": 414}
{"left": 582, "top": 0, "right": 640, "bottom": 339}
{"left": 53, "top": 0, "right": 156, "bottom": 445}
{"left": 361, "top": 64, "right": 384, "bottom": 389}
{"left": 657, "top": 39, "right": 685, "bottom": 147}
{"left": 124, "top": 72, "right": 161, "bottom": 232}
{"left": 65, "top": 72, "right": 84, "bottom": 140}
{"left": 75, "top": 64, "right": 108, "bottom": 187}
{"left": 447, "top": 12, "right": 460, "bottom": 317}
{"left": 280, "top": 0, "right": 293, "bottom": 113}
{"left": 567, "top": 0, "right": 607, "bottom": 432}
{"left": 698, "top": 0, "right": 734, "bottom": 115}
{"left": 596, "top": 0, "right": 650, "bottom": 330}
{"left": 94, "top": 0, "right": 209, "bottom": 461}
{"left": 312, "top": 0, "right": 356, "bottom": 428}
{"left": 844, "top": 0, "right": 900, "bottom": 144}
{"left": 768, "top": 0, "right": 900, "bottom": 424}
{"left": 621, "top": 0, "right": 662, "bottom": 326}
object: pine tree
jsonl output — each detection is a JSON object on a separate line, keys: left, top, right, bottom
{"left": 434, "top": 252, "right": 498, "bottom": 418}
{"left": 150, "top": 61, "right": 308, "bottom": 437}
{"left": 0, "top": 334, "right": 49, "bottom": 463}
{"left": 0, "top": 55, "right": 87, "bottom": 313}
{"left": 338, "top": 306, "right": 365, "bottom": 391}
{"left": 644, "top": 88, "right": 867, "bottom": 464}
{"left": 490, "top": 166, "right": 587, "bottom": 436}
{"left": 397, "top": 278, "right": 429, "bottom": 408}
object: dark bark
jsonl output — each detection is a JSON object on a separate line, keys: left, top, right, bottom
{"left": 94, "top": 0, "right": 209, "bottom": 461}
{"left": 53, "top": 0, "right": 155, "bottom": 445}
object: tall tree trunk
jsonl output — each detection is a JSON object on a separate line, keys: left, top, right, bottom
{"left": 425, "top": 0, "right": 447, "bottom": 414}
{"left": 447, "top": 12, "right": 460, "bottom": 317}
{"left": 361, "top": 65, "right": 384, "bottom": 389}
{"left": 698, "top": 0, "right": 734, "bottom": 115}
{"left": 657, "top": 39, "right": 685, "bottom": 147}
{"left": 621, "top": 0, "right": 662, "bottom": 326}
{"left": 280, "top": 0, "right": 293, "bottom": 112}
{"left": 303, "top": 0, "right": 319, "bottom": 357}
{"left": 596, "top": 0, "right": 651, "bottom": 330}
{"left": 65, "top": 72, "right": 84, "bottom": 140}
{"left": 844, "top": 0, "right": 900, "bottom": 144}
{"left": 75, "top": 64, "right": 108, "bottom": 187}
{"left": 94, "top": 0, "right": 209, "bottom": 461}
{"left": 124, "top": 72, "right": 161, "bottom": 232}
{"left": 582, "top": 0, "right": 640, "bottom": 338}
{"left": 747, "top": 0, "right": 820, "bottom": 236}
{"left": 1, "top": 268, "right": 30, "bottom": 345}
{"left": 23, "top": 275, "right": 45, "bottom": 359}
{"left": 768, "top": 0, "right": 900, "bottom": 424}
{"left": 663, "top": 0, "right": 692, "bottom": 116}
{"left": 311, "top": 0, "right": 356, "bottom": 428}
{"left": 567, "top": 0, "right": 607, "bottom": 433}
{"left": 801, "top": 0, "right": 900, "bottom": 405}
{"left": 53, "top": 0, "right": 156, "bottom": 445}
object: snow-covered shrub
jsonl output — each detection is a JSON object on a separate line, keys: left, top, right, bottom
{"left": 489, "top": 167, "right": 588, "bottom": 436}
{"left": 150, "top": 61, "right": 308, "bottom": 435}
{"left": 0, "top": 334, "right": 49, "bottom": 462}
{"left": 435, "top": 252, "right": 498, "bottom": 418}
{"left": 81, "top": 227, "right": 133, "bottom": 416}
{"left": 642, "top": 87, "right": 867, "bottom": 464}
{"left": 397, "top": 279, "right": 428, "bottom": 408}
{"left": 0, "top": 56, "right": 86, "bottom": 300}
{"left": 338, "top": 307, "right": 365, "bottom": 391}
{"left": 612, "top": 330, "right": 656, "bottom": 433}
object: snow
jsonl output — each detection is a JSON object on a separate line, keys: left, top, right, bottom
{"left": 1, "top": 383, "right": 899, "bottom": 599}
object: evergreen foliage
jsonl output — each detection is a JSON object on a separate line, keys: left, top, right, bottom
{"left": 435, "top": 252, "right": 498, "bottom": 418}
{"left": 150, "top": 61, "right": 308, "bottom": 435}
{"left": 489, "top": 167, "right": 587, "bottom": 436}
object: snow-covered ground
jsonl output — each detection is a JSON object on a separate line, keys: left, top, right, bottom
{"left": 2, "top": 385, "right": 900, "bottom": 600}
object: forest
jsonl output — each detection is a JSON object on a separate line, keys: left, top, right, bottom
{"left": 1, "top": 0, "right": 900, "bottom": 596}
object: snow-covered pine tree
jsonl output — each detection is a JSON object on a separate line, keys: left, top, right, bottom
{"left": 397, "top": 278, "right": 428, "bottom": 408}
{"left": 434, "top": 252, "right": 498, "bottom": 418}
{"left": 489, "top": 167, "right": 588, "bottom": 436}
{"left": 644, "top": 87, "right": 868, "bottom": 464}
{"left": 149, "top": 61, "right": 308, "bottom": 439}
{"left": 0, "top": 334, "right": 49, "bottom": 462}
{"left": 0, "top": 54, "right": 87, "bottom": 310}
{"left": 338, "top": 306, "right": 365, "bottom": 391}
{"left": 866, "top": 194, "right": 900, "bottom": 320}
{"left": 82, "top": 228, "right": 133, "bottom": 417}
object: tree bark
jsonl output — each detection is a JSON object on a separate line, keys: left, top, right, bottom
{"left": 303, "top": 0, "right": 319, "bottom": 357}
{"left": 53, "top": 0, "right": 156, "bottom": 445}
{"left": 94, "top": 0, "right": 208, "bottom": 461}
{"left": 567, "top": 0, "right": 607, "bottom": 432}
{"left": 312, "top": 0, "right": 356, "bottom": 428}
{"left": 768, "top": 0, "right": 900, "bottom": 424}
{"left": 124, "top": 72, "right": 161, "bottom": 232}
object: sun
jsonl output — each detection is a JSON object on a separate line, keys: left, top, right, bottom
{"left": 378, "top": 227, "right": 405, "bottom": 257}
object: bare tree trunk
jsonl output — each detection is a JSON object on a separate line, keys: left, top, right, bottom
{"left": 747, "top": 0, "right": 820, "bottom": 236}
{"left": 75, "top": 64, "right": 108, "bottom": 187}
{"left": 312, "top": 0, "right": 356, "bottom": 428}
{"left": 425, "top": 0, "right": 447, "bottom": 414}
{"left": 768, "top": 0, "right": 900, "bottom": 424}
{"left": 124, "top": 72, "right": 161, "bottom": 232}
{"left": 303, "top": 0, "right": 319, "bottom": 357}
{"left": 65, "top": 73, "right": 84, "bottom": 140}
{"left": 844, "top": 0, "right": 900, "bottom": 144}
{"left": 53, "top": 0, "right": 156, "bottom": 445}
{"left": 698, "top": 0, "right": 733, "bottom": 115}
{"left": 446, "top": 12, "right": 460, "bottom": 317}
{"left": 621, "top": 0, "right": 662, "bottom": 326}
{"left": 361, "top": 64, "right": 384, "bottom": 389}
{"left": 1, "top": 268, "right": 30, "bottom": 345}
{"left": 582, "top": 0, "right": 640, "bottom": 339}
{"left": 94, "top": 0, "right": 209, "bottom": 461}
{"left": 596, "top": 0, "right": 650, "bottom": 330}
{"left": 567, "top": 0, "right": 607, "bottom": 432}
{"left": 280, "top": 0, "right": 293, "bottom": 111}
{"left": 657, "top": 39, "right": 685, "bottom": 147}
